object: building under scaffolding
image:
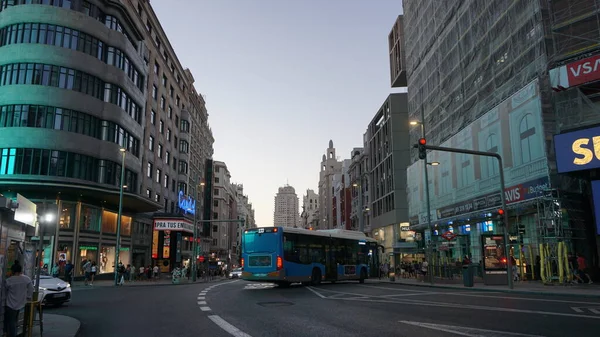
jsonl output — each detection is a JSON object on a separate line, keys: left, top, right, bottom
{"left": 401, "top": 0, "right": 598, "bottom": 283}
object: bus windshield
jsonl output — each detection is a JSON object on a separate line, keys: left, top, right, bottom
{"left": 243, "top": 231, "right": 280, "bottom": 254}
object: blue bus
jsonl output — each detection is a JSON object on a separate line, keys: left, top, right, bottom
{"left": 241, "top": 227, "right": 379, "bottom": 287}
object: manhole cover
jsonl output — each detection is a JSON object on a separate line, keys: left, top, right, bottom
{"left": 257, "top": 301, "right": 294, "bottom": 307}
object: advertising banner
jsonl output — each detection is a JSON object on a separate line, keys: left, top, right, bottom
{"left": 153, "top": 219, "right": 193, "bottom": 233}
{"left": 408, "top": 79, "right": 550, "bottom": 224}
{"left": 554, "top": 125, "right": 600, "bottom": 173}
{"left": 591, "top": 180, "right": 600, "bottom": 235}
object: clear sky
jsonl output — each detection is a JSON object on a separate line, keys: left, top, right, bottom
{"left": 152, "top": 0, "right": 403, "bottom": 227}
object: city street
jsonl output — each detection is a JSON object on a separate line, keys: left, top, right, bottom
{"left": 48, "top": 279, "right": 600, "bottom": 337}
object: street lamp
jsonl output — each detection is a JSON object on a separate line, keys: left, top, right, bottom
{"left": 35, "top": 211, "right": 55, "bottom": 297}
{"left": 114, "top": 148, "right": 126, "bottom": 286}
{"left": 411, "top": 120, "right": 434, "bottom": 285}
{"left": 191, "top": 180, "right": 205, "bottom": 282}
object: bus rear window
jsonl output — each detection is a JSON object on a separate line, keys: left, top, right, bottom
{"left": 243, "top": 231, "right": 279, "bottom": 254}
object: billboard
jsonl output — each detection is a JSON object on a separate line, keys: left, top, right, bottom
{"left": 592, "top": 180, "right": 600, "bottom": 235}
{"left": 554, "top": 125, "right": 600, "bottom": 173}
{"left": 407, "top": 79, "right": 550, "bottom": 224}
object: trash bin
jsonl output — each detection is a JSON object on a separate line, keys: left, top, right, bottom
{"left": 462, "top": 265, "right": 474, "bottom": 287}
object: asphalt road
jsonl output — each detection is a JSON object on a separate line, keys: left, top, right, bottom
{"left": 47, "top": 279, "right": 600, "bottom": 337}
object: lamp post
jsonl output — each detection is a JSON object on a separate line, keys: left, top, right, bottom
{"left": 35, "top": 212, "right": 55, "bottom": 297}
{"left": 410, "top": 120, "right": 435, "bottom": 285}
{"left": 192, "top": 180, "right": 205, "bottom": 282}
{"left": 114, "top": 148, "right": 126, "bottom": 286}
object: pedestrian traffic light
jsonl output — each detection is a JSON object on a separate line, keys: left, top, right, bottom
{"left": 418, "top": 138, "right": 427, "bottom": 160}
{"left": 498, "top": 209, "right": 505, "bottom": 216}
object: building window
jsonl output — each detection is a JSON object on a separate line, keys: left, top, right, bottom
{"left": 165, "top": 151, "right": 170, "bottom": 164}
{"left": 155, "top": 193, "right": 160, "bottom": 202}
{"left": 158, "top": 144, "right": 162, "bottom": 158}
{"left": 152, "top": 85, "right": 157, "bottom": 99}
{"left": 485, "top": 134, "right": 498, "bottom": 177}
{"left": 215, "top": 177, "right": 220, "bottom": 184}
{"left": 214, "top": 189, "right": 219, "bottom": 196}
{"left": 519, "top": 114, "right": 535, "bottom": 165}
{"left": 213, "top": 200, "right": 218, "bottom": 207}
{"left": 166, "top": 128, "right": 171, "bottom": 141}
{"left": 148, "top": 135, "right": 154, "bottom": 151}
{"left": 160, "top": 96, "right": 165, "bottom": 110}
{"left": 159, "top": 120, "right": 164, "bottom": 133}
{"left": 80, "top": 205, "right": 100, "bottom": 232}
{"left": 164, "top": 174, "right": 169, "bottom": 188}
{"left": 146, "top": 162, "right": 152, "bottom": 177}
{"left": 156, "top": 168, "right": 161, "bottom": 183}
{"left": 176, "top": 95, "right": 180, "bottom": 106}
{"left": 178, "top": 161, "right": 188, "bottom": 174}
{"left": 146, "top": 188, "right": 151, "bottom": 198}
{"left": 169, "top": 85, "right": 174, "bottom": 97}
{"left": 150, "top": 110, "right": 156, "bottom": 124}
{"left": 154, "top": 62, "right": 159, "bottom": 74}
{"left": 168, "top": 106, "right": 173, "bottom": 119}
{"left": 162, "top": 74, "right": 167, "bottom": 87}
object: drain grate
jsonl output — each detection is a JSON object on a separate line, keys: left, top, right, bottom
{"left": 257, "top": 301, "right": 294, "bottom": 307}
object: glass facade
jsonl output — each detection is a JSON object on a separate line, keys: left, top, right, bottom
{"left": 0, "top": 22, "right": 144, "bottom": 90}
{"left": 0, "top": 104, "right": 140, "bottom": 156}
{"left": 0, "top": 62, "right": 142, "bottom": 123}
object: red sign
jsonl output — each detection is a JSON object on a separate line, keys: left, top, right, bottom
{"left": 441, "top": 231, "right": 457, "bottom": 241}
{"left": 198, "top": 256, "right": 205, "bottom": 263}
{"left": 566, "top": 54, "right": 600, "bottom": 87}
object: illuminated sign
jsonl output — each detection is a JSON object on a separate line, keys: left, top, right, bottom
{"left": 550, "top": 54, "right": 600, "bottom": 90}
{"left": 153, "top": 219, "right": 193, "bottom": 233}
{"left": 151, "top": 230, "right": 159, "bottom": 259}
{"left": 554, "top": 125, "right": 600, "bottom": 173}
{"left": 178, "top": 191, "right": 195, "bottom": 214}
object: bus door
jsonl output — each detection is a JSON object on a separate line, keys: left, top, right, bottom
{"left": 325, "top": 239, "right": 337, "bottom": 280}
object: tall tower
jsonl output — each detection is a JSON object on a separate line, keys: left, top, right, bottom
{"left": 273, "top": 185, "right": 300, "bottom": 227}
{"left": 318, "top": 140, "right": 342, "bottom": 229}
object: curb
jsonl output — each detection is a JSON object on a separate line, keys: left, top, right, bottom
{"left": 367, "top": 280, "right": 600, "bottom": 299}
{"left": 73, "top": 318, "right": 82, "bottom": 337}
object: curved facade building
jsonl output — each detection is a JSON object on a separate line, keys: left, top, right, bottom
{"left": 0, "top": 0, "right": 160, "bottom": 275}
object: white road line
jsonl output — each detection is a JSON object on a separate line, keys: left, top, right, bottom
{"left": 306, "top": 286, "right": 327, "bottom": 299}
{"left": 198, "top": 301, "right": 207, "bottom": 305}
{"left": 361, "top": 284, "right": 438, "bottom": 293}
{"left": 200, "top": 306, "right": 211, "bottom": 311}
{"left": 399, "top": 321, "right": 544, "bottom": 337}
{"left": 197, "top": 297, "right": 205, "bottom": 300}
{"left": 208, "top": 315, "right": 253, "bottom": 337}
{"left": 590, "top": 308, "right": 600, "bottom": 315}
{"left": 571, "top": 306, "right": 584, "bottom": 313}
{"left": 337, "top": 296, "right": 600, "bottom": 320}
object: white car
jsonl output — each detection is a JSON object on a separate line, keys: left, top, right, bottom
{"left": 34, "top": 273, "right": 71, "bottom": 306}
{"left": 229, "top": 268, "right": 242, "bottom": 279}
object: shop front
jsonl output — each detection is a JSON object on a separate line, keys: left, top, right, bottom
{"left": 151, "top": 218, "right": 193, "bottom": 273}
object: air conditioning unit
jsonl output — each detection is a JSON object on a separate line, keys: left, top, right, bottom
{"left": 0, "top": 197, "right": 18, "bottom": 210}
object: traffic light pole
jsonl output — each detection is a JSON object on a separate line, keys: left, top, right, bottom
{"left": 415, "top": 143, "right": 513, "bottom": 289}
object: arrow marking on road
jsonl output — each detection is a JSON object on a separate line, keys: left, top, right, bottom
{"left": 399, "top": 321, "right": 546, "bottom": 337}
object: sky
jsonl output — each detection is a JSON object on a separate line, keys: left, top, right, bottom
{"left": 151, "top": 0, "right": 403, "bottom": 227}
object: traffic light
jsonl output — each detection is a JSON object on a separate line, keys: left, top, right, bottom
{"left": 497, "top": 209, "right": 505, "bottom": 216}
{"left": 418, "top": 138, "right": 427, "bottom": 160}
{"left": 496, "top": 209, "right": 505, "bottom": 226}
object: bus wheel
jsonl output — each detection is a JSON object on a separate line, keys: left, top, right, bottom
{"left": 359, "top": 268, "right": 367, "bottom": 284}
{"left": 277, "top": 281, "right": 291, "bottom": 288}
{"left": 301, "top": 281, "right": 311, "bottom": 286}
{"left": 311, "top": 268, "right": 322, "bottom": 286}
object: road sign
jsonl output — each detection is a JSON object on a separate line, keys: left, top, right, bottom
{"left": 198, "top": 255, "right": 205, "bottom": 263}
{"left": 441, "top": 231, "right": 457, "bottom": 241}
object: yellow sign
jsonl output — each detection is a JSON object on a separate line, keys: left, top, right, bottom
{"left": 572, "top": 137, "right": 600, "bottom": 165}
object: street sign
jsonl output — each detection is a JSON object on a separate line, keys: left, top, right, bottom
{"left": 441, "top": 231, "right": 457, "bottom": 241}
{"left": 198, "top": 255, "right": 205, "bottom": 263}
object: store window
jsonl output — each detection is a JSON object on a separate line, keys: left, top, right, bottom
{"left": 100, "top": 246, "right": 131, "bottom": 274}
{"left": 80, "top": 204, "right": 100, "bottom": 231}
{"left": 101, "top": 210, "right": 132, "bottom": 235}
{"left": 77, "top": 244, "right": 98, "bottom": 276}
{"left": 59, "top": 202, "right": 76, "bottom": 229}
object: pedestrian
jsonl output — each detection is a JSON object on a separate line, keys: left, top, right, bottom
{"left": 4, "top": 263, "right": 34, "bottom": 337}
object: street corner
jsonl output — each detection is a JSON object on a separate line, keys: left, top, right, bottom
{"left": 32, "top": 314, "right": 81, "bottom": 337}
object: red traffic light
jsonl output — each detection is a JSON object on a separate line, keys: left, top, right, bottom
{"left": 418, "top": 138, "right": 427, "bottom": 145}
{"left": 498, "top": 209, "right": 505, "bottom": 215}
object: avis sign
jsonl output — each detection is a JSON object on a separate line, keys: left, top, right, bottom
{"left": 154, "top": 220, "right": 193, "bottom": 233}
{"left": 550, "top": 54, "right": 600, "bottom": 90}
{"left": 554, "top": 125, "right": 600, "bottom": 173}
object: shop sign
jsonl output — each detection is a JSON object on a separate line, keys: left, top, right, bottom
{"left": 550, "top": 53, "right": 600, "bottom": 90}
{"left": 79, "top": 246, "right": 98, "bottom": 251}
{"left": 554, "top": 125, "right": 600, "bottom": 173}
{"left": 153, "top": 220, "right": 193, "bottom": 233}
{"left": 591, "top": 180, "right": 600, "bottom": 234}
{"left": 178, "top": 191, "right": 195, "bottom": 215}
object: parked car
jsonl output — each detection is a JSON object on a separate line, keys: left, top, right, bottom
{"left": 229, "top": 268, "right": 242, "bottom": 279}
{"left": 34, "top": 272, "right": 71, "bottom": 306}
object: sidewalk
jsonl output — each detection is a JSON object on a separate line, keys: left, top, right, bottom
{"left": 72, "top": 276, "right": 228, "bottom": 289}
{"left": 367, "top": 277, "right": 600, "bottom": 298}
{"left": 30, "top": 314, "right": 80, "bottom": 337}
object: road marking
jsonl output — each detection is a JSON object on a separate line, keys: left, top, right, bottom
{"left": 198, "top": 301, "right": 207, "bottom": 305}
{"left": 399, "top": 321, "right": 545, "bottom": 337}
{"left": 198, "top": 297, "right": 205, "bottom": 300}
{"left": 208, "top": 315, "right": 252, "bottom": 337}
{"left": 306, "top": 286, "right": 327, "bottom": 299}
{"left": 361, "top": 284, "right": 441, "bottom": 293}
{"left": 200, "top": 306, "right": 211, "bottom": 311}
{"left": 336, "top": 296, "right": 600, "bottom": 320}
{"left": 571, "top": 306, "right": 600, "bottom": 314}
